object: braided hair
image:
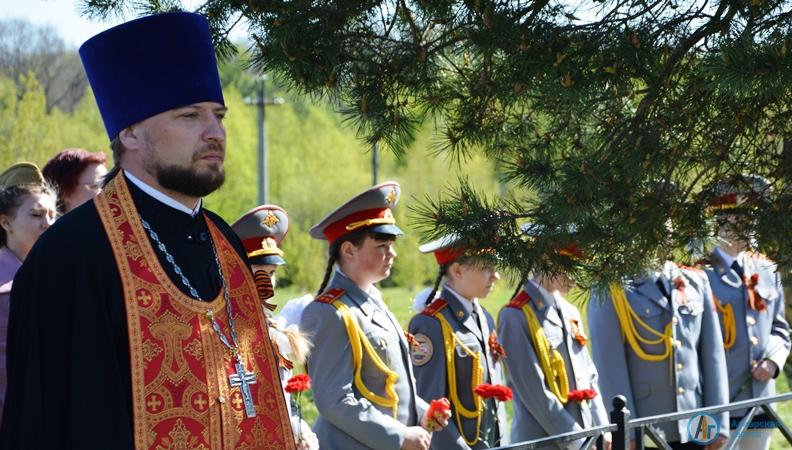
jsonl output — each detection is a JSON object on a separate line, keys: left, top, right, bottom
{"left": 511, "top": 269, "right": 531, "bottom": 300}
{"left": 425, "top": 263, "right": 450, "bottom": 306}
{"left": 316, "top": 228, "right": 396, "bottom": 295}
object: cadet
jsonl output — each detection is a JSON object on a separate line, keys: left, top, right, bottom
{"left": 498, "top": 239, "right": 611, "bottom": 449}
{"left": 703, "top": 174, "right": 790, "bottom": 450}
{"left": 300, "top": 182, "right": 450, "bottom": 450}
{"left": 231, "top": 205, "right": 318, "bottom": 450}
{"left": 408, "top": 234, "right": 507, "bottom": 449}
{"left": 588, "top": 260, "right": 729, "bottom": 449}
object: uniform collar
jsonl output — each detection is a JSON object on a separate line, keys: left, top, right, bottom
{"left": 522, "top": 279, "right": 557, "bottom": 310}
{"left": 125, "top": 170, "right": 202, "bottom": 217}
{"left": 444, "top": 284, "right": 475, "bottom": 315}
{"left": 711, "top": 247, "right": 737, "bottom": 274}
{"left": 632, "top": 269, "right": 670, "bottom": 309}
{"left": 331, "top": 268, "right": 382, "bottom": 309}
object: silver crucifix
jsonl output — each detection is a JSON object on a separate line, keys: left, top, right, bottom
{"left": 228, "top": 360, "right": 257, "bottom": 418}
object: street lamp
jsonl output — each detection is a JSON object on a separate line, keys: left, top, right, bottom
{"left": 245, "top": 75, "right": 284, "bottom": 204}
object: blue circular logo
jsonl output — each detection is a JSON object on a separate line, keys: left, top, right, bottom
{"left": 688, "top": 413, "right": 720, "bottom": 444}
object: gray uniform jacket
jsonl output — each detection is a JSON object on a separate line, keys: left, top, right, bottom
{"left": 588, "top": 262, "right": 729, "bottom": 443}
{"left": 498, "top": 281, "right": 609, "bottom": 449}
{"left": 408, "top": 286, "right": 507, "bottom": 449}
{"left": 301, "top": 272, "right": 429, "bottom": 450}
{"left": 705, "top": 249, "right": 790, "bottom": 418}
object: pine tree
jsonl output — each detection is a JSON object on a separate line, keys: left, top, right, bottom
{"left": 79, "top": 0, "right": 792, "bottom": 286}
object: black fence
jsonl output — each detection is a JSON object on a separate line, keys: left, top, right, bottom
{"left": 491, "top": 392, "right": 792, "bottom": 450}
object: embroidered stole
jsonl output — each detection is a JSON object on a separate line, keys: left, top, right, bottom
{"left": 95, "top": 174, "right": 294, "bottom": 450}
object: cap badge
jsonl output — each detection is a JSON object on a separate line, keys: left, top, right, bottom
{"left": 386, "top": 188, "right": 397, "bottom": 206}
{"left": 262, "top": 211, "right": 279, "bottom": 227}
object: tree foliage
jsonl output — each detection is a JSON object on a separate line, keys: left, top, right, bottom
{"left": 79, "top": 0, "right": 792, "bottom": 285}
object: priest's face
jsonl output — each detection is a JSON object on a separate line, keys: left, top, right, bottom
{"left": 132, "top": 102, "right": 228, "bottom": 198}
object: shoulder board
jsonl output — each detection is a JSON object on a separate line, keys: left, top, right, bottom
{"left": 675, "top": 262, "right": 704, "bottom": 273}
{"left": 421, "top": 299, "right": 448, "bottom": 317}
{"left": 314, "top": 288, "right": 345, "bottom": 304}
{"left": 506, "top": 290, "right": 531, "bottom": 309}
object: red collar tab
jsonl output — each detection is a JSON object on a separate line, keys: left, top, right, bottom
{"left": 506, "top": 290, "right": 531, "bottom": 309}
{"left": 315, "top": 288, "right": 346, "bottom": 304}
{"left": 421, "top": 299, "right": 449, "bottom": 317}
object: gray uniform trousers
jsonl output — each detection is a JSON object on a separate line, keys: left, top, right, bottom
{"left": 408, "top": 287, "right": 507, "bottom": 449}
{"left": 705, "top": 250, "right": 790, "bottom": 419}
{"left": 498, "top": 281, "right": 608, "bottom": 449}
{"left": 588, "top": 262, "right": 729, "bottom": 444}
{"left": 301, "top": 273, "right": 428, "bottom": 450}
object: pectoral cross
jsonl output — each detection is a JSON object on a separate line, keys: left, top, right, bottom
{"left": 228, "top": 360, "right": 257, "bottom": 418}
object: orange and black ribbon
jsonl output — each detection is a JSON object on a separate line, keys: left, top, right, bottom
{"left": 744, "top": 273, "right": 767, "bottom": 312}
{"left": 489, "top": 332, "right": 506, "bottom": 363}
{"left": 254, "top": 270, "right": 277, "bottom": 311}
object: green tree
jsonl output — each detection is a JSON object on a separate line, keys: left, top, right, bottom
{"left": 80, "top": 0, "right": 792, "bottom": 284}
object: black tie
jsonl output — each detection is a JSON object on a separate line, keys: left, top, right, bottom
{"left": 731, "top": 260, "right": 744, "bottom": 278}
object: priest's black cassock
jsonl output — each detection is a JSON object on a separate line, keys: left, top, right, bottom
{"left": 0, "top": 173, "right": 249, "bottom": 449}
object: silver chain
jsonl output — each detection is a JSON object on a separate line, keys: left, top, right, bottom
{"left": 140, "top": 217, "right": 241, "bottom": 357}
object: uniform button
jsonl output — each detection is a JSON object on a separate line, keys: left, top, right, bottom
{"left": 677, "top": 363, "right": 683, "bottom": 371}
{"left": 217, "top": 396, "right": 226, "bottom": 403}
{"left": 750, "top": 336, "right": 759, "bottom": 346}
{"left": 747, "top": 317, "right": 756, "bottom": 326}
{"left": 677, "top": 387, "right": 685, "bottom": 394}
{"left": 645, "top": 308, "right": 651, "bottom": 315}
{"left": 672, "top": 317, "right": 679, "bottom": 325}
{"left": 674, "top": 340, "right": 682, "bottom": 349}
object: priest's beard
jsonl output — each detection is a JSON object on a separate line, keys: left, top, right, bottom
{"left": 146, "top": 145, "right": 226, "bottom": 198}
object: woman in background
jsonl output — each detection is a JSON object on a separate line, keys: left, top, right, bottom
{"left": 0, "top": 162, "right": 57, "bottom": 422}
{"left": 42, "top": 148, "right": 107, "bottom": 213}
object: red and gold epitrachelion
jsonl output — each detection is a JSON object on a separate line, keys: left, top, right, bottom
{"left": 95, "top": 174, "right": 295, "bottom": 450}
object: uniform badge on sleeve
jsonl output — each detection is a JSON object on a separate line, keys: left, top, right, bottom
{"left": 410, "top": 333, "right": 434, "bottom": 366}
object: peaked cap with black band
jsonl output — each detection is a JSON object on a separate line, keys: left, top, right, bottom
{"left": 232, "top": 205, "right": 288, "bottom": 266}
{"left": 310, "top": 181, "right": 403, "bottom": 243}
{"left": 79, "top": 12, "right": 224, "bottom": 140}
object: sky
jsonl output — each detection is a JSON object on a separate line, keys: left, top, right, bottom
{"left": 2, "top": 0, "right": 246, "bottom": 48}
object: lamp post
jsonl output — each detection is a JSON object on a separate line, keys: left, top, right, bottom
{"left": 245, "top": 75, "right": 284, "bottom": 204}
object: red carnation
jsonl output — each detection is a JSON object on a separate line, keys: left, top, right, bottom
{"left": 567, "top": 388, "right": 598, "bottom": 402}
{"left": 424, "top": 397, "right": 451, "bottom": 431}
{"left": 285, "top": 374, "right": 312, "bottom": 394}
{"left": 474, "top": 383, "right": 513, "bottom": 402}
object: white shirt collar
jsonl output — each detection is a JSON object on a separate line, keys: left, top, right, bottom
{"left": 335, "top": 267, "right": 384, "bottom": 303}
{"left": 124, "top": 171, "right": 202, "bottom": 217}
{"left": 444, "top": 284, "right": 476, "bottom": 315}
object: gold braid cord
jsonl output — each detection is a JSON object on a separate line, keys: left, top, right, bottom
{"left": 609, "top": 283, "right": 674, "bottom": 378}
{"left": 520, "top": 304, "right": 570, "bottom": 404}
{"left": 331, "top": 301, "right": 400, "bottom": 417}
{"left": 713, "top": 294, "right": 736, "bottom": 350}
{"left": 435, "top": 313, "right": 484, "bottom": 446}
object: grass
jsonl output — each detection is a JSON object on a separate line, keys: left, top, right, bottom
{"left": 271, "top": 283, "right": 792, "bottom": 448}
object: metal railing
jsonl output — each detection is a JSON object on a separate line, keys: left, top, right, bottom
{"left": 492, "top": 392, "right": 792, "bottom": 450}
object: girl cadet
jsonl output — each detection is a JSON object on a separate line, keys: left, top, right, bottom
{"left": 0, "top": 162, "right": 57, "bottom": 422}
{"left": 702, "top": 174, "right": 789, "bottom": 450}
{"left": 408, "top": 234, "right": 507, "bottom": 449}
{"left": 498, "top": 236, "right": 611, "bottom": 450}
{"left": 231, "top": 204, "right": 318, "bottom": 450}
{"left": 588, "top": 260, "right": 729, "bottom": 450}
{"left": 300, "top": 182, "right": 450, "bottom": 450}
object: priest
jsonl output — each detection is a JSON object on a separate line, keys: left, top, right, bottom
{"left": 0, "top": 12, "right": 295, "bottom": 450}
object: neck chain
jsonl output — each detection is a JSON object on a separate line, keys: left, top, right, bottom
{"left": 140, "top": 217, "right": 259, "bottom": 418}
